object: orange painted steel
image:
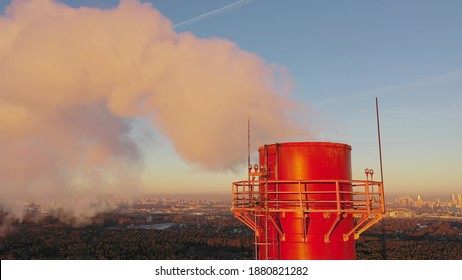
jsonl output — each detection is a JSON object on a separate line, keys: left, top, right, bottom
{"left": 231, "top": 142, "right": 385, "bottom": 260}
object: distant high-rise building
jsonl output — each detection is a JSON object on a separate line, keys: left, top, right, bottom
{"left": 458, "top": 194, "right": 462, "bottom": 205}
{"left": 417, "top": 195, "right": 422, "bottom": 202}
{"left": 451, "top": 194, "right": 456, "bottom": 204}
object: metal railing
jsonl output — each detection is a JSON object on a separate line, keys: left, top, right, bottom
{"left": 232, "top": 179, "right": 384, "bottom": 214}
{"left": 232, "top": 178, "right": 385, "bottom": 247}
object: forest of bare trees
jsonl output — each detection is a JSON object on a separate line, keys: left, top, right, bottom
{"left": 1, "top": 214, "right": 461, "bottom": 260}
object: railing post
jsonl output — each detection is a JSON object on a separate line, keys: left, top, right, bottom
{"left": 365, "top": 181, "right": 370, "bottom": 215}
{"left": 298, "top": 180, "right": 303, "bottom": 213}
{"left": 335, "top": 181, "right": 341, "bottom": 214}
{"left": 250, "top": 181, "right": 254, "bottom": 207}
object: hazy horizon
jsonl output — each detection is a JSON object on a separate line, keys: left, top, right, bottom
{"left": 1, "top": 0, "right": 461, "bottom": 224}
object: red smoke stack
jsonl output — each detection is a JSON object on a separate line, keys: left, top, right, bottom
{"left": 232, "top": 142, "right": 385, "bottom": 260}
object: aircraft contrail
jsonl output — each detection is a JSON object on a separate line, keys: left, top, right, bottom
{"left": 174, "top": 0, "right": 256, "bottom": 28}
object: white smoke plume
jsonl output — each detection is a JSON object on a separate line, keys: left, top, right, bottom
{"left": 0, "top": 0, "right": 311, "bottom": 224}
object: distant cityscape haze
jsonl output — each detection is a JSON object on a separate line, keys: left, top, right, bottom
{"left": 0, "top": 1, "right": 461, "bottom": 217}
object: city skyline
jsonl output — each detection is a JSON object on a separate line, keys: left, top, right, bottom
{"left": 0, "top": 0, "right": 461, "bottom": 209}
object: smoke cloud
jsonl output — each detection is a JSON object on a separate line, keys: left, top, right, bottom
{"left": 0, "top": 0, "right": 310, "bottom": 223}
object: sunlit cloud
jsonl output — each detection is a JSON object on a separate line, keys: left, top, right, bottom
{"left": 0, "top": 0, "right": 310, "bottom": 223}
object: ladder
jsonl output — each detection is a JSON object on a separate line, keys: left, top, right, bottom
{"left": 262, "top": 144, "right": 280, "bottom": 259}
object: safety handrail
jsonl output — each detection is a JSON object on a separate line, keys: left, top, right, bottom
{"left": 232, "top": 179, "right": 385, "bottom": 214}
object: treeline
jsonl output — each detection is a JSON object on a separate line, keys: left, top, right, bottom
{"left": 356, "top": 235, "right": 462, "bottom": 260}
{"left": 356, "top": 219, "right": 462, "bottom": 260}
{"left": 0, "top": 224, "right": 254, "bottom": 260}
{"left": 1, "top": 217, "right": 461, "bottom": 260}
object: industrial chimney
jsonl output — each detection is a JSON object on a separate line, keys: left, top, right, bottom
{"left": 231, "top": 141, "right": 385, "bottom": 260}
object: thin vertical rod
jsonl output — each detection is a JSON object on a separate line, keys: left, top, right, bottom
{"left": 254, "top": 214, "right": 258, "bottom": 260}
{"left": 248, "top": 116, "right": 250, "bottom": 168}
{"left": 247, "top": 116, "right": 251, "bottom": 185}
{"left": 375, "top": 97, "right": 384, "bottom": 183}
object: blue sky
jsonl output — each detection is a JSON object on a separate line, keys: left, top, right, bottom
{"left": 1, "top": 0, "right": 461, "bottom": 198}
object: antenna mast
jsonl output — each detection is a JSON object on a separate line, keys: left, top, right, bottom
{"left": 376, "top": 97, "right": 384, "bottom": 183}
{"left": 247, "top": 116, "right": 250, "bottom": 168}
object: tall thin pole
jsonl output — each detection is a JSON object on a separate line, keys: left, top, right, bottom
{"left": 376, "top": 97, "right": 384, "bottom": 183}
{"left": 248, "top": 116, "right": 250, "bottom": 169}
{"left": 247, "top": 116, "right": 251, "bottom": 197}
